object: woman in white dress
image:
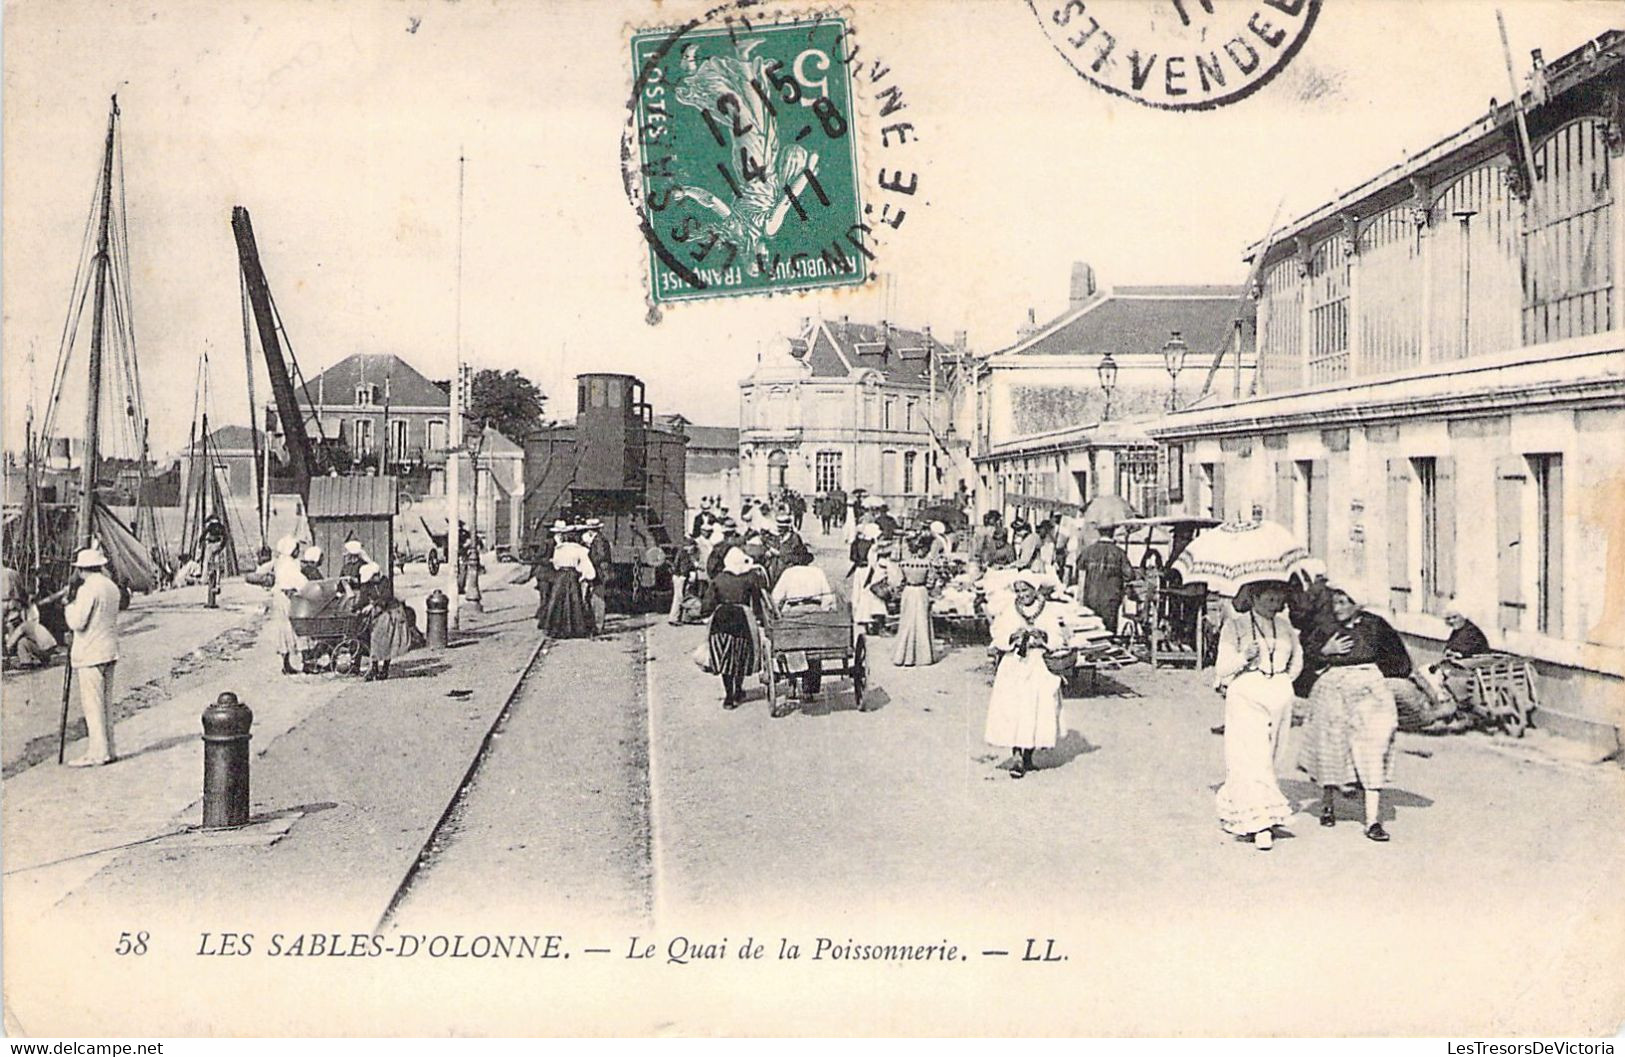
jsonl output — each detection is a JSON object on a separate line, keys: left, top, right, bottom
{"left": 256, "top": 535, "right": 308, "bottom": 675}
{"left": 984, "top": 573, "right": 1065, "bottom": 778}
{"left": 1213, "top": 580, "right": 1302, "bottom": 850}
{"left": 850, "top": 524, "right": 889, "bottom": 633}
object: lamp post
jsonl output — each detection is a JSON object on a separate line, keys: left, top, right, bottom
{"left": 1162, "top": 330, "right": 1189, "bottom": 412}
{"left": 1096, "top": 351, "right": 1118, "bottom": 422}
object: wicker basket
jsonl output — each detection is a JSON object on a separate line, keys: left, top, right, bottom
{"left": 1043, "top": 649, "right": 1078, "bottom": 675}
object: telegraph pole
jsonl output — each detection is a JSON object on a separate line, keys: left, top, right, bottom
{"left": 446, "top": 152, "right": 466, "bottom": 628}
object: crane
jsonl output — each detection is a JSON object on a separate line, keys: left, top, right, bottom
{"left": 231, "top": 205, "right": 314, "bottom": 499}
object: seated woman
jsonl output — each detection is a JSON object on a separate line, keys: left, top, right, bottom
{"left": 1418, "top": 601, "right": 1493, "bottom": 714}
{"left": 771, "top": 549, "right": 836, "bottom": 612}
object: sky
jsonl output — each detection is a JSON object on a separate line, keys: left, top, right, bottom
{"left": 3, "top": 0, "right": 1620, "bottom": 461}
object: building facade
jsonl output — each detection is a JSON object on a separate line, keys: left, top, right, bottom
{"left": 1151, "top": 31, "right": 1625, "bottom": 747}
{"left": 737, "top": 318, "right": 960, "bottom": 508}
{"left": 656, "top": 415, "right": 741, "bottom": 521}
{"left": 969, "top": 268, "right": 1255, "bottom": 524}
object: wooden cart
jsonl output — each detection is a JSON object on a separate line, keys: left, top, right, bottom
{"left": 1458, "top": 653, "right": 1539, "bottom": 737}
{"left": 759, "top": 601, "right": 868, "bottom": 718}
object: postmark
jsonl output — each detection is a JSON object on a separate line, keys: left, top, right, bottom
{"left": 1028, "top": 0, "right": 1321, "bottom": 111}
{"left": 624, "top": 5, "right": 921, "bottom": 309}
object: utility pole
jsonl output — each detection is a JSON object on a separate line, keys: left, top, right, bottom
{"left": 446, "top": 152, "right": 466, "bottom": 628}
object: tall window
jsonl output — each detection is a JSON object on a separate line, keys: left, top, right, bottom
{"left": 390, "top": 420, "right": 408, "bottom": 461}
{"left": 903, "top": 451, "right": 917, "bottom": 494}
{"left": 1413, "top": 457, "right": 1438, "bottom": 602}
{"left": 353, "top": 418, "right": 374, "bottom": 455}
{"left": 1524, "top": 118, "right": 1614, "bottom": 344}
{"left": 905, "top": 401, "right": 916, "bottom": 431}
{"left": 1532, "top": 454, "right": 1564, "bottom": 635}
{"left": 1200, "top": 463, "right": 1224, "bottom": 520}
{"left": 355, "top": 385, "right": 374, "bottom": 406}
{"left": 427, "top": 419, "right": 447, "bottom": 453}
{"left": 1257, "top": 260, "right": 1304, "bottom": 394}
{"left": 1306, "top": 234, "right": 1350, "bottom": 383}
{"left": 815, "top": 451, "right": 843, "bottom": 493}
{"left": 883, "top": 398, "right": 895, "bottom": 430}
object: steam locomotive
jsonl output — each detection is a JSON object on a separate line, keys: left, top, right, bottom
{"left": 521, "top": 373, "right": 688, "bottom": 609}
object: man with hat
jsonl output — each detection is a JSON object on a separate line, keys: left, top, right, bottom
{"left": 582, "top": 517, "right": 612, "bottom": 629}
{"left": 62, "top": 548, "right": 123, "bottom": 766}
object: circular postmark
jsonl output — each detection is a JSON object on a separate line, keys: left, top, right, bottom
{"left": 622, "top": 2, "right": 925, "bottom": 316}
{"left": 1027, "top": 0, "right": 1321, "bottom": 111}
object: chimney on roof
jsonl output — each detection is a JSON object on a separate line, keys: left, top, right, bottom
{"left": 1070, "top": 262, "right": 1096, "bottom": 309}
{"left": 1018, "top": 308, "right": 1039, "bottom": 340}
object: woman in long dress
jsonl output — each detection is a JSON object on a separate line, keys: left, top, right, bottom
{"left": 1214, "top": 581, "right": 1302, "bottom": 850}
{"left": 984, "top": 573, "right": 1065, "bottom": 778}
{"left": 707, "top": 548, "right": 767, "bottom": 709}
{"left": 1298, "top": 582, "right": 1400, "bottom": 842}
{"left": 357, "top": 563, "right": 415, "bottom": 681}
{"left": 542, "top": 529, "right": 596, "bottom": 639}
{"left": 849, "top": 524, "right": 888, "bottom": 634}
{"left": 892, "top": 535, "right": 938, "bottom": 666}
{"left": 256, "top": 535, "right": 307, "bottom": 675}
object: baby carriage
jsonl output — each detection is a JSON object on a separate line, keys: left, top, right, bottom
{"left": 288, "top": 584, "right": 369, "bottom": 675}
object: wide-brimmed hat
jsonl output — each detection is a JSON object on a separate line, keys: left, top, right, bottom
{"left": 585, "top": 518, "right": 603, "bottom": 528}
{"left": 548, "top": 519, "right": 570, "bottom": 534}
{"left": 73, "top": 548, "right": 108, "bottom": 569}
{"left": 775, "top": 511, "right": 792, "bottom": 525}
{"left": 723, "top": 548, "right": 756, "bottom": 576}
{"left": 358, "top": 562, "right": 382, "bottom": 584}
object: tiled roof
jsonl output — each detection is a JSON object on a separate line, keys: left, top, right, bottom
{"left": 296, "top": 353, "right": 449, "bottom": 409}
{"left": 680, "top": 425, "right": 738, "bottom": 451}
{"left": 195, "top": 425, "right": 258, "bottom": 453}
{"left": 999, "top": 287, "right": 1252, "bottom": 360}
{"left": 308, "top": 474, "right": 399, "bottom": 518}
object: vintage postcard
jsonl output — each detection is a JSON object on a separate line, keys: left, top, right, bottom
{"left": 3, "top": 0, "right": 1624, "bottom": 1040}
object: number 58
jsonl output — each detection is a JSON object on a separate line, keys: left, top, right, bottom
{"left": 115, "top": 931, "right": 149, "bottom": 955}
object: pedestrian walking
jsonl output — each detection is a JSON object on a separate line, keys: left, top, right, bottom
{"left": 1077, "top": 524, "right": 1135, "bottom": 634}
{"left": 62, "top": 548, "right": 122, "bottom": 767}
{"left": 1298, "top": 582, "right": 1400, "bottom": 842}
{"left": 542, "top": 528, "right": 596, "bottom": 639}
{"left": 254, "top": 535, "right": 308, "bottom": 675}
{"left": 668, "top": 538, "right": 698, "bottom": 625}
{"left": 1213, "top": 581, "right": 1302, "bottom": 851}
{"left": 891, "top": 535, "right": 938, "bottom": 667}
{"left": 706, "top": 548, "right": 767, "bottom": 709}
{"left": 357, "top": 563, "right": 416, "bottom": 681}
{"left": 583, "top": 518, "right": 611, "bottom": 629}
{"left": 983, "top": 572, "right": 1064, "bottom": 779}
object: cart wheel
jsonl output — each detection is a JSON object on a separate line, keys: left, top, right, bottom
{"left": 333, "top": 638, "right": 365, "bottom": 675}
{"left": 1498, "top": 687, "right": 1528, "bottom": 738}
{"left": 427, "top": 549, "right": 441, "bottom": 576}
{"left": 853, "top": 636, "right": 868, "bottom": 711}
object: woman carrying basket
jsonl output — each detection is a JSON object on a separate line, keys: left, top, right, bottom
{"left": 984, "top": 572, "right": 1065, "bottom": 779}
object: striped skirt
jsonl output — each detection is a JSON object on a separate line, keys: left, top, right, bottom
{"left": 1297, "top": 663, "right": 1399, "bottom": 789}
{"left": 708, "top": 601, "right": 759, "bottom": 679}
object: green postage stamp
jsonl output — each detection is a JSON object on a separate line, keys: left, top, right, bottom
{"left": 629, "top": 15, "right": 867, "bottom": 304}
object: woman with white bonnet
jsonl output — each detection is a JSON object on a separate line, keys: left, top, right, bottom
{"left": 542, "top": 527, "right": 596, "bottom": 639}
{"left": 849, "top": 522, "right": 887, "bottom": 634}
{"left": 706, "top": 547, "right": 768, "bottom": 709}
{"left": 339, "top": 539, "right": 370, "bottom": 585}
{"left": 984, "top": 570, "right": 1065, "bottom": 778}
{"left": 1298, "top": 580, "right": 1401, "bottom": 842}
{"left": 255, "top": 535, "right": 307, "bottom": 675}
{"left": 927, "top": 520, "right": 951, "bottom": 558}
{"left": 300, "top": 545, "right": 325, "bottom": 581}
{"left": 356, "top": 562, "right": 415, "bottom": 681}
{"left": 1213, "top": 580, "right": 1302, "bottom": 850}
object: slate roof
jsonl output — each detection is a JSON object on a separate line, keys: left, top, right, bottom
{"left": 680, "top": 425, "right": 738, "bottom": 452}
{"left": 805, "top": 320, "right": 951, "bottom": 386}
{"left": 997, "top": 287, "right": 1253, "bottom": 360}
{"left": 194, "top": 425, "right": 258, "bottom": 453}
{"left": 296, "top": 353, "right": 449, "bottom": 409}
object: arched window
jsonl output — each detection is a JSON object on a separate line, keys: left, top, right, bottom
{"left": 768, "top": 449, "right": 789, "bottom": 490}
{"left": 1524, "top": 116, "right": 1614, "bottom": 344}
{"left": 1429, "top": 162, "right": 1520, "bottom": 361}
{"left": 1306, "top": 232, "right": 1350, "bottom": 383}
{"left": 1357, "top": 202, "right": 1424, "bottom": 375}
{"left": 1257, "top": 257, "right": 1303, "bottom": 394}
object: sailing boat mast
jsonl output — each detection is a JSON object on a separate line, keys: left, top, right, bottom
{"left": 77, "top": 95, "right": 119, "bottom": 548}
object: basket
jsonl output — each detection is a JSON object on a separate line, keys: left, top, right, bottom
{"left": 1043, "top": 649, "right": 1078, "bottom": 675}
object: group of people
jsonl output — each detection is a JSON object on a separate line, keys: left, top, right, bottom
{"left": 254, "top": 534, "right": 417, "bottom": 681}
{"left": 844, "top": 517, "right": 951, "bottom": 667}
{"left": 517, "top": 517, "right": 612, "bottom": 640}
{"left": 970, "top": 511, "right": 1138, "bottom": 637}
{"left": 1212, "top": 562, "right": 1492, "bottom": 849}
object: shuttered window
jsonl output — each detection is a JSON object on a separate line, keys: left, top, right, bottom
{"left": 1387, "top": 459, "right": 1411, "bottom": 612}
{"left": 1533, "top": 454, "right": 1564, "bottom": 636}
{"left": 1495, "top": 457, "right": 1526, "bottom": 631}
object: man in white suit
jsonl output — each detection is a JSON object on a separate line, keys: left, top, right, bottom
{"left": 63, "top": 548, "right": 122, "bottom": 767}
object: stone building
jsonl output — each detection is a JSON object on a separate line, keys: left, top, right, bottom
{"left": 737, "top": 318, "right": 960, "bottom": 508}
{"left": 1151, "top": 30, "right": 1625, "bottom": 747}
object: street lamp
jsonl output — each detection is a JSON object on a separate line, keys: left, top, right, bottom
{"left": 1162, "top": 330, "right": 1190, "bottom": 411}
{"left": 1096, "top": 351, "right": 1118, "bottom": 422}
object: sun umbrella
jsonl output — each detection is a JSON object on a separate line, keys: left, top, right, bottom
{"left": 1171, "top": 518, "right": 1308, "bottom": 595}
{"left": 1081, "top": 494, "right": 1139, "bottom": 525}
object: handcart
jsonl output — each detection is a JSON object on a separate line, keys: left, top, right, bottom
{"left": 759, "top": 600, "right": 868, "bottom": 718}
{"left": 1455, "top": 652, "right": 1538, "bottom": 737}
{"left": 289, "top": 590, "right": 368, "bottom": 675}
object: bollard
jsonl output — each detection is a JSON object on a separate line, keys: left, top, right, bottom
{"left": 201, "top": 691, "right": 253, "bottom": 829}
{"left": 425, "top": 589, "right": 449, "bottom": 649}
